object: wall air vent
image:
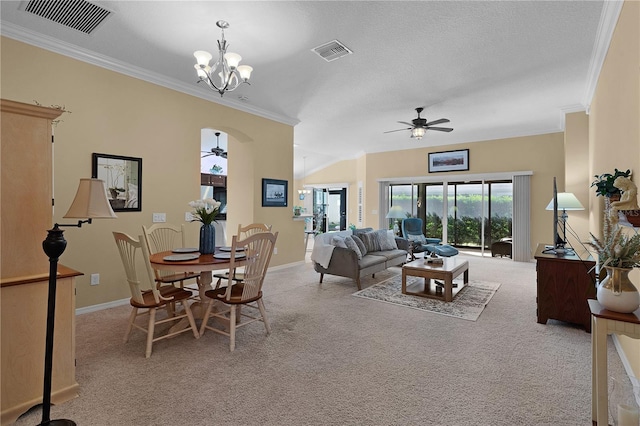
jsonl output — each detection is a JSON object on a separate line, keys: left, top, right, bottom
{"left": 23, "top": 0, "right": 112, "bottom": 34}
{"left": 311, "top": 40, "right": 353, "bottom": 62}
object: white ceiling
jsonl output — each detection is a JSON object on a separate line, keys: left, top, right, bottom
{"left": 1, "top": 1, "right": 612, "bottom": 178}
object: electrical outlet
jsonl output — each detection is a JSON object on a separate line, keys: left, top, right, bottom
{"left": 90, "top": 273, "right": 100, "bottom": 285}
{"left": 274, "top": 247, "right": 278, "bottom": 255}
{"left": 152, "top": 213, "right": 166, "bottom": 223}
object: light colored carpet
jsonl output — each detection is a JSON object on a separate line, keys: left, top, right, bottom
{"left": 353, "top": 275, "right": 500, "bottom": 321}
{"left": 13, "top": 253, "right": 637, "bottom": 426}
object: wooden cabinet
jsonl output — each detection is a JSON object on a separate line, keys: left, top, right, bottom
{"left": 1, "top": 99, "right": 79, "bottom": 424}
{"left": 1, "top": 267, "right": 81, "bottom": 425}
{"left": 535, "top": 243, "right": 596, "bottom": 332}
{"left": 1, "top": 100, "right": 61, "bottom": 278}
{"left": 201, "top": 173, "right": 226, "bottom": 187}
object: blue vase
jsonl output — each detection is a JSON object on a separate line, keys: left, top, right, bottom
{"left": 199, "top": 223, "right": 215, "bottom": 254}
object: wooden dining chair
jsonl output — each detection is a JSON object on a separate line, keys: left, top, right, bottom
{"left": 142, "top": 223, "right": 200, "bottom": 290}
{"left": 113, "top": 232, "right": 199, "bottom": 358}
{"left": 213, "top": 223, "right": 272, "bottom": 288}
{"left": 200, "top": 231, "right": 278, "bottom": 351}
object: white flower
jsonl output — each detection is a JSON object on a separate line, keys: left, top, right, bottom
{"left": 188, "top": 199, "right": 221, "bottom": 225}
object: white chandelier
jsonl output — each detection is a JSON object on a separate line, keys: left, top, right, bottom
{"left": 193, "top": 20, "right": 253, "bottom": 97}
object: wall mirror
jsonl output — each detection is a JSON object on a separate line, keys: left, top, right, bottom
{"left": 91, "top": 153, "right": 142, "bottom": 212}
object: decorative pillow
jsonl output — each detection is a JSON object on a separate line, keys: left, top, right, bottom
{"left": 408, "top": 234, "right": 427, "bottom": 245}
{"left": 353, "top": 227, "right": 374, "bottom": 237}
{"left": 370, "top": 229, "right": 396, "bottom": 251}
{"left": 331, "top": 236, "right": 348, "bottom": 249}
{"left": 351, "top": 234, "right": 368, "bottom": 257}
{"left": 384, "top": 230, "right": 398, "bottom": 250}
{"left": 343, "top": 235, "right": 363, "bottom": 259}
{"left": 359, "top": 231, "right": 381, "bottom": 253}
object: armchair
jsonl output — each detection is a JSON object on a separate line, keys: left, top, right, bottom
{"left": 401, "top": 218, "right": 459, "bottom": 259}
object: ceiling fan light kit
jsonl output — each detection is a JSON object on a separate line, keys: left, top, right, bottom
{"left": 202, "top": 132, "right": 227, "bottom": 158}
{"left": 385, "top": 107, "right": 453, "bottom": 140}
{"left": 194, "top": 20, "right": 252, "bottom": 97}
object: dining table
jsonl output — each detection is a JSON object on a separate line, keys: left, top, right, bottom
{"left": 149, "top": 248, "right": 247, "bottom": 325}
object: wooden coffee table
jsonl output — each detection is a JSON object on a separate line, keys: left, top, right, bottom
{"left": 402, "top": 257, "right": 469, "bottom": 302}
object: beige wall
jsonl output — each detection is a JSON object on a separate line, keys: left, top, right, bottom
{"left": 306, "top": 134, "right": 566, "bottom": 257}
{"left": 1, "top": 37, "right": 304, "bottom": 308}
{"left": 589, "top": 0, "right": 640, "bottom": 377}
{"left": 564, "top": 111, "right": 590, "bottom": 248}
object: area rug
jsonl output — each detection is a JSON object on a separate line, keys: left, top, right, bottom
{"left": 352, "top": 275, "right": 501, "bottom": 321}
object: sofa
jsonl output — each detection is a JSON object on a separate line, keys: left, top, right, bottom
{"left": 311, "top": 228, "right": 409, "bottom": 290}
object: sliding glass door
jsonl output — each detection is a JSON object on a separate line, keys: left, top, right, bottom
{"left": 389, "top": 180, "right": 513, "bottom": 250}
{"left": 488, "top": 182, "right": 513, "bottom": 246}
{"left": 448, "top": 182, "right": 486, "bottom": 247}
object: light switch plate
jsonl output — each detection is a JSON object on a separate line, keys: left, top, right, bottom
{"left": 152, "top": 213, "right": 166, "bottom": 223}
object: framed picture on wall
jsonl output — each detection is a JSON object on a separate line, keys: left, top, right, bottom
{"left": 92, "top": 153, "right": 142, "bottom": 212}
{"left": 262, "top": 178, "right": 288, "bottom": 207}
{"left": 428, "top": 149, "right": 469, "bottom": 173}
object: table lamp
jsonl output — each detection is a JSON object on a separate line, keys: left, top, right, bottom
{"left": 40, "top": 178, "right": 116, "bottom": 426}
{"left": 545, "top": 192, "right": 584, "bottom": 249}
{"left": 386, "top": 206, "right": 406, "bottom": 236}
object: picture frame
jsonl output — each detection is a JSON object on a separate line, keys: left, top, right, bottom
{"left": 428, "top": 149, "right": 469, "bottom": 173}
{"left": 262, "top": 178, "right": 288, "bottom": 207}
{"left": 92, "top": 153, "right": 142, "bottom": 212}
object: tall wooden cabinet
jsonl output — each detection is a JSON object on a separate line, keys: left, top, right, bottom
{"left": 1, "top": 99, "right": 80, "bottom": 425}
{"left": 534, "top": 243, "right": 596, "bottom": 332}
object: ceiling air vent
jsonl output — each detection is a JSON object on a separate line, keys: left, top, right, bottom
{"left": 312, "top": 40, "right": 353, "bottom": 62}
{"left": 23, "top": 0, "right": 112, "bottom": 34}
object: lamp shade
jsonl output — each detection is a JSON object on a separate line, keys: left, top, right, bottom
{"left": 386, "top": 205, "right": 406, "bottom": 219}
{"left": 545, "top": 192, "right": 585, "bottom": 211}
{"left": 63, "top": 178, "right": 117, "bottom": 219}
{"left": 411, "top": 127, "right": 426, "bottom": 140}
{"left": 237, "top": 65, "right": 253, "bottom": 81}
{"left": 193, "top": 50, "right": 212, "bottom": 66}
{"left": 224, "top": 52, "right": 242, "bottom": 69}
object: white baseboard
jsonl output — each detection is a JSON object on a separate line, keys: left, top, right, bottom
{"left": 74, "top": 261, "right": 304, "bottom": 315}
{"left": 612, "top": 335, "right": 640, "bottom": 407}
{"left": 76, "top": 298, "right": 129, "bottom": 315}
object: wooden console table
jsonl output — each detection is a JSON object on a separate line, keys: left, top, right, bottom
{"left": 534, "top": 244, "right": 596, "bottom": 332}
{"left": 589, "top": 300, "right": 640, "bottom": 425}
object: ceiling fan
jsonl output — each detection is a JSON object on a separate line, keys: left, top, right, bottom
{"left": 201, "top": 132, "right": 227, "bottom": 158}
{"left": 384, "top": 107, "right": 453, "bottom": 140}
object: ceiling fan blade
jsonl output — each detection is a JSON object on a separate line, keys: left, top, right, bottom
{"left": 397, "top": 121, "right": 414, "bottom": 127}
{"left": 425, "top": 118, "right": 450, "bottom": 126}
{"left": 201, "top": 153, "right": 215, "bottom": 158}
{"left": 427, "top": 127, "right": 454, "bottom": 132}
{"left": 384, "top": 128, "right": 412, "bottom": 134}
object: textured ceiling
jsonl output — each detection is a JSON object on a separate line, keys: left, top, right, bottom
{"left": 0, "top": 1, "right": 607, "bottom": 178}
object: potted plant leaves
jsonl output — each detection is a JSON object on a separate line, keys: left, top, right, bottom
{"left": 591, "top": 168, "right": 632, "bottom": 199}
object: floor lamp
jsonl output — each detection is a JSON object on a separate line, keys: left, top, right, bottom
{"left": 40, "top": 179, "right": 116, "bottom": 426}
{"left": 545, "top": 192, "right": 584, "bottom": 251}
{"left": 386, "top": 206, "right": 406, "bottom": 236}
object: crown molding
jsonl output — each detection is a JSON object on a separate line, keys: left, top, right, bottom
{"left": 0, "top": 21, "right": 299, "bottom": 127}
{"left": 582, "top": 0, "right": 624, "bottom": 114}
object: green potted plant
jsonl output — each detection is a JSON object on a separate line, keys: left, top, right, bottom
{"left": 591, "top": 168, "right": 631, "bottom": 198}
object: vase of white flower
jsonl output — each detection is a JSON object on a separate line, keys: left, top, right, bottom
{"left": 199, "top": 224, "right": 215, "bottom": 254}
{"left": 597, "top": 266, "right": 640, "bottom": 313}
{"left": 588, "top": 211, "right": 640, "bottom": 313}
{"left": 188, "top": 198, "right": 222, "bottom": 254}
